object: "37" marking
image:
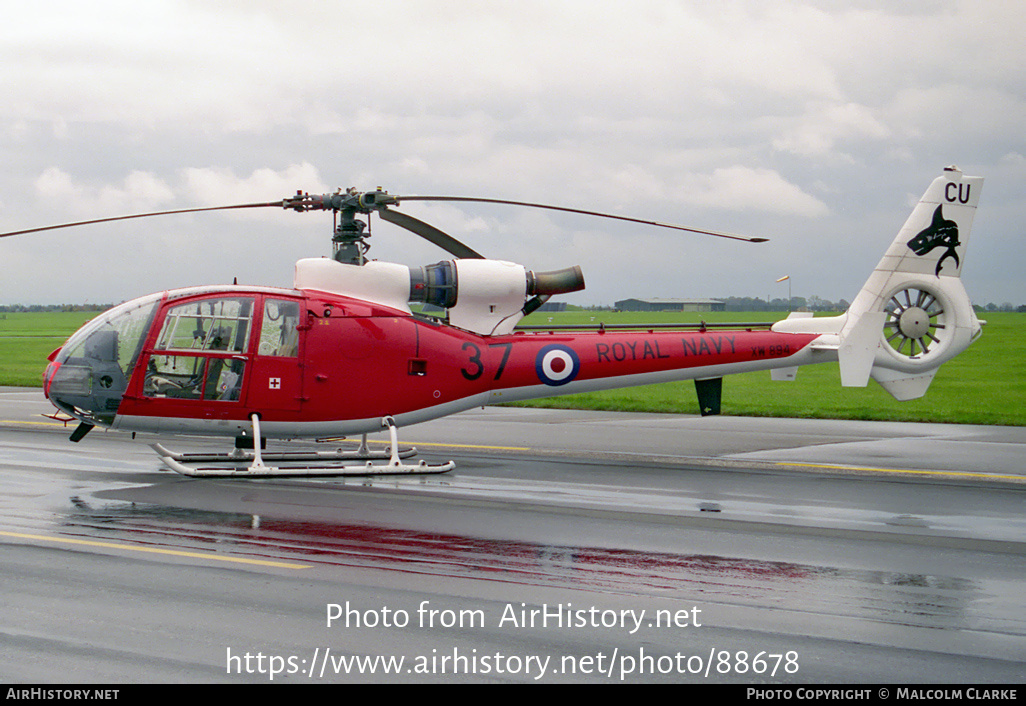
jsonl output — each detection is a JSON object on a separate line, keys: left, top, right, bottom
{"left": 461, "top": 342, "right": 513, "bottom": 381}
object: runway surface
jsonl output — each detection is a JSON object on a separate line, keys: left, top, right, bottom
{"left": 1, "top": 387, "right": 1024, "bottom": 683}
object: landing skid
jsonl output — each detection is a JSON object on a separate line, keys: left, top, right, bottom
{"left": 151, "top": 415, "right": 455, "bottom": 477}
{"left": 149, "top": 441, "right": 417, "bottom": 464}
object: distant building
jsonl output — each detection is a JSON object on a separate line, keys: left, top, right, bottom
{"left": 615, "top": 298, "right": 725, "bottom": 312}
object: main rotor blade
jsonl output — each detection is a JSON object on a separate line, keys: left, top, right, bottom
{"left": 377, "top": 207, "right": 484, "bottom": 259}
{"left": 396, "top": 195, "right": 768, "bottom": 243}
{"left": 0, "top": 201, "right": 285, "bottom": 239}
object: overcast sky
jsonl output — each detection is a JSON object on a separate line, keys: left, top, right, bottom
{"left": 2, "top": 0, "right": 1023, "bottom": 308}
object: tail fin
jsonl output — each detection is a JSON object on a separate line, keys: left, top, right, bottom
{"left": 776, "top": 166, "right": 984, "bottom": 400}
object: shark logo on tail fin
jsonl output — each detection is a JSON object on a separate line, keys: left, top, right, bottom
{"left": 906, "top": 205, "right": 961, "bottom": 276}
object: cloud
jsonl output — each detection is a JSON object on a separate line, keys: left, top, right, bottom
{"left": 180, "top": 163, "right": 330, "bottom": 208}
{"left": 33, "top": 168, "right": 174, "bottom": 217}
{"left": 772, "top": 102, "right": 891, "bottom": 159}
{"left": 2, "top": 2, "right": 1024, "bottom": 306}
{"left": 679, "top": 167, "right": 829, "bottom": 217}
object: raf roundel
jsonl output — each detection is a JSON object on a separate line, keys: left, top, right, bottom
{"left": 535, "top": 344, "right": 581, "bottom": 386}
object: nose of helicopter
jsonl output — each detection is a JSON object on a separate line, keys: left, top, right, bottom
{"left": 43, "top": 293, "right": 161, "bottom": 426}
{"left": 44, "top": 326, "right": 127, "bottom": 425}
{"left": 42, "top": 346, "right": 63, "bottom": 400}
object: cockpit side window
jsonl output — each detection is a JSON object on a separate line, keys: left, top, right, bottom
{"left": 258, "top": 298, "right": 301, "bottom": 357}
{"left": 142, "top": 297, "right": 253, "bottom": 402}
{"left": 143, "top": 354, "right": 244, "bottom": 401}
{"left": 156, "top": 297, "right": 254, "bottom": 353}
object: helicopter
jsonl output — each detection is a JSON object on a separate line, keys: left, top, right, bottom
{"left": 3, "top": 166, "right": 983, "bottom": 477}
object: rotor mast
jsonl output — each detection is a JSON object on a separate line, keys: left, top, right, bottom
{"left": 283, "top": 187, "right": 399, "bottom": 265}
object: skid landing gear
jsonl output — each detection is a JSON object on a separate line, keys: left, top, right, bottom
{"left": 152, "top": 415, "right": 455, "bottom": 477}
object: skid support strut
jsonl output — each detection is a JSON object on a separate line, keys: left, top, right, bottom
{"left": 152, "top": 414, "right": 455, "bottom": 477}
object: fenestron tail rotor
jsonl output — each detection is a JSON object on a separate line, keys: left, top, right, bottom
{"left": 883, "top": 286, "right": 948, "bottom": 359}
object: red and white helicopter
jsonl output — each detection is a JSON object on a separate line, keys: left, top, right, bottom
{"left": 4, "top": 167, "right": 983, "bottom": 477}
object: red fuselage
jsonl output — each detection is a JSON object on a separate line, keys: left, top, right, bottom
{"left": 44, "top": 286, "right": 820, "bottom": 439}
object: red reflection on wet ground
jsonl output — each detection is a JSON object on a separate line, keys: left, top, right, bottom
{"left": 62, "top": 505, "right": 809, "bottom": 594}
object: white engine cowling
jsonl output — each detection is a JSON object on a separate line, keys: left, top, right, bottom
{"left": 294, "top": 257, "right": 584, "bottom": 336}
{"left": 294, "top": 258, "right": 414, "bottom": 311}
{"left": 445, "top": 259, "right": 530, "bottom": 335}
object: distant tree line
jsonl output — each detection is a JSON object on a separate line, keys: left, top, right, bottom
{"left": 577, "top": 297, "right": 1024, "bottom": 313}
{"left": 575, "top": 296, "right": 851, "bottom": 312}
{"left": 4, "top": 300, "right": 1024, "bottom": 315}
{"left": 979, "top": 303, "right": 1026, "bottom": 313}
{"left": 0, "top": 304, "right": 113, "bottom": 313}
{"left": 716, "top": 296, "right": 850, "bottom": 312}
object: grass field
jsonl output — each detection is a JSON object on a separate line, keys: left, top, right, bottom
{"left": 1, "top": 309, "right": 1022, "bottom": 425}
{"left": 0, "top": 311, "right": 100, "bottom": 387}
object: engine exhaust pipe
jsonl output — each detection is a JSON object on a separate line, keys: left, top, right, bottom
{"left": 526, "top": 266, "right": 585, "bottom": 296}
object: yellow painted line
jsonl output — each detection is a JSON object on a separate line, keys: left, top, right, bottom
{"left": 409, "top": 441, "right": 531, "bottom": 451}
{"left": 335, "top": 437, "right": 531, "bottom": 452}
{"left": 1, "top": 419, "right": 69, "bottom": 427}
{"left": 781, "top": 462, "right": 1024, "bottom": 482}
{"left": 0, "top": 530, "right": 312, "bottom": 569}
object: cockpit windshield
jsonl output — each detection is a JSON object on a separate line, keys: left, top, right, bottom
{"left": 45, "top": 293, "right": 161, "bottom": 423}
